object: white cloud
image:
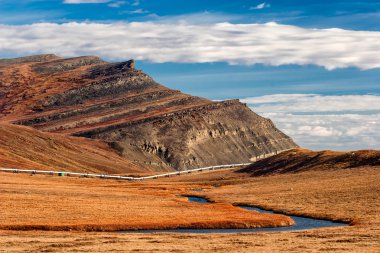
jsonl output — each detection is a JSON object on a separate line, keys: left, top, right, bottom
{"left": 149, "top": 12, "right": 243, "bottom": 24}
{"left": 264, "top": 112, "right": 380, "bottom": 151}
{"left": 125, "top": 8, "right": 149, "bottom": 14}
{"left": 241, "top": 94, "right": 380, "bottom": 151}
{"left": 250, "top": 2, "right": 271, "bottom": 10}
{"left": 1, "top": 21, "right": 380, "bottom": 69}
{"left": 63, "top": 0, "right": 136, "bottom": 6}
{"left": 63, "top": 0, "right": 111, "bottom": 3}
{"left": 108, "top": 1, "right": 126, "bottom": 8}
{"left": 131, "top": 0, "right": 139, "bottom": 6}
{"left": 297, "top": 125, "right": 342, "bottom": 137}
{"left": 241, "top": 94, "right": 380, "bottom": 112}
{"left": 63, "top": 0, "right": 129, "bottom": 6}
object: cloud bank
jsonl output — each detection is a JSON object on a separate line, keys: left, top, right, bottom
{"left": 1, "top": 22, "right": 380, "bottom": 69}
{"left": 242, "top": 94, "right": 380, "bottom": 151}
{"left": 241, "top": 94, "right": 380, "bottom": 112}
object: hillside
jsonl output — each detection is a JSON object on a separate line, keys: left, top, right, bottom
{"left": 0, "top": 123, "right": 158, "bottom": 174}
{"left": 0, "top": 54, "right": 297, "bottom": 170}
{"left": 238, "top": 148, "right": 380, "bottom": 176}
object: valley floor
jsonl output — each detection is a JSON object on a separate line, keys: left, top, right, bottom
{"left": 1, "top": 166, "right": 379, "bottom": 252}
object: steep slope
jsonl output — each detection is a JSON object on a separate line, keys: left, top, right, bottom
{"left": 0, "top": 123, "right": 157, "bottom": 173}
{"left": 238, "top": 148, "right": 380, "bottom": 176}
{"left": 0, "top": 54, "right": 298, "bottom": 170}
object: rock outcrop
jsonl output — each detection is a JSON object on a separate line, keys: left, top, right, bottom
{"left": 0, "top": 54, "right": 298, "bottom": 170}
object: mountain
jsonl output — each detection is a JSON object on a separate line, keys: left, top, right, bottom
{"left": 238, "top": 148, "right": 380, "bottom": 176}
{"left": 0, "top": 54, "right": 297, "bottom": 170}
{"left": 0, "top": 123, "right": 156, "bottom": 174}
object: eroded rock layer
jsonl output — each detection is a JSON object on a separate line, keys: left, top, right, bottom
{"left": 0, "top": 54, "right": 298, "bottom": 170}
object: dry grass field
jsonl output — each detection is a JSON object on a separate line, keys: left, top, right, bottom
{"left": 0, "top": 173, "right": 292, "bottom": 231}
{"left": 1, "top": 158, "right": 379, "bottom": 252}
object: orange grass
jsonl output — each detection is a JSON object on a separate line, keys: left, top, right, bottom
{"left": 0, "top": 173, "right": 293, "bottom": 232}
{"left": 0, "top": 123, "right": 164, "bottom": 173}
{"left": 0, "top": 165, "right": 379, "bottom": 252}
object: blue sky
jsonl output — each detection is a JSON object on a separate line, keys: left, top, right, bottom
{"left": 0, "top": 0, "right": 379, "bottom": 150}
{"left": 1, "top": 0, "right": 380, "bottom": 30}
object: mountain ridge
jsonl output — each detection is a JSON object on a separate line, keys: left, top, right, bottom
{"left": 0, "top": 123, "right": 158, "bottom": 173}
{"left": 0, "top": 54, "right": 298, "bottom": 170}
{"left": 238, "top": 148, "right": 380, "bottom": 176}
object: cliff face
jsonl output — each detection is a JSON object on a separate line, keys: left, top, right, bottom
{"left": 0, "top": 54, "right": 298, "bottom": 170}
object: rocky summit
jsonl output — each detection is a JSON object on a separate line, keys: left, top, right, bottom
{"left": 0, "top": 54, "right": 298, "bottom": 170}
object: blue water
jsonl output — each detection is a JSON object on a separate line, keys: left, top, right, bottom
{"left": 187, "top": 196, "right": 210, "bottom": 203}
{"left": 237, "top": 206, "right": 347, "bottom": 232}
{"left": 121, "top": 196, "right": 348, "bottom": 233}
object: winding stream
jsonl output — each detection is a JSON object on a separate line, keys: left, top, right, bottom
{"left": 122, "top": 196, "right": 348, "bottom": 233}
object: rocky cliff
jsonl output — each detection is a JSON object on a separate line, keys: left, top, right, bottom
{"left": 0, "top": 54, "right": 298, "bottom": 170}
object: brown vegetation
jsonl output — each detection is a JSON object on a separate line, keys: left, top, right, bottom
{"left": 0, "top": 123, "right": 158, "bottom": 173}
{"left": 239, "top": 148, "right": 380, "bottom": 176}
{"left": 0, "top": 173, "right": 292, "bottom": 232}
{"left": 0, "top": 161, "right": 379, "bottom": 252}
